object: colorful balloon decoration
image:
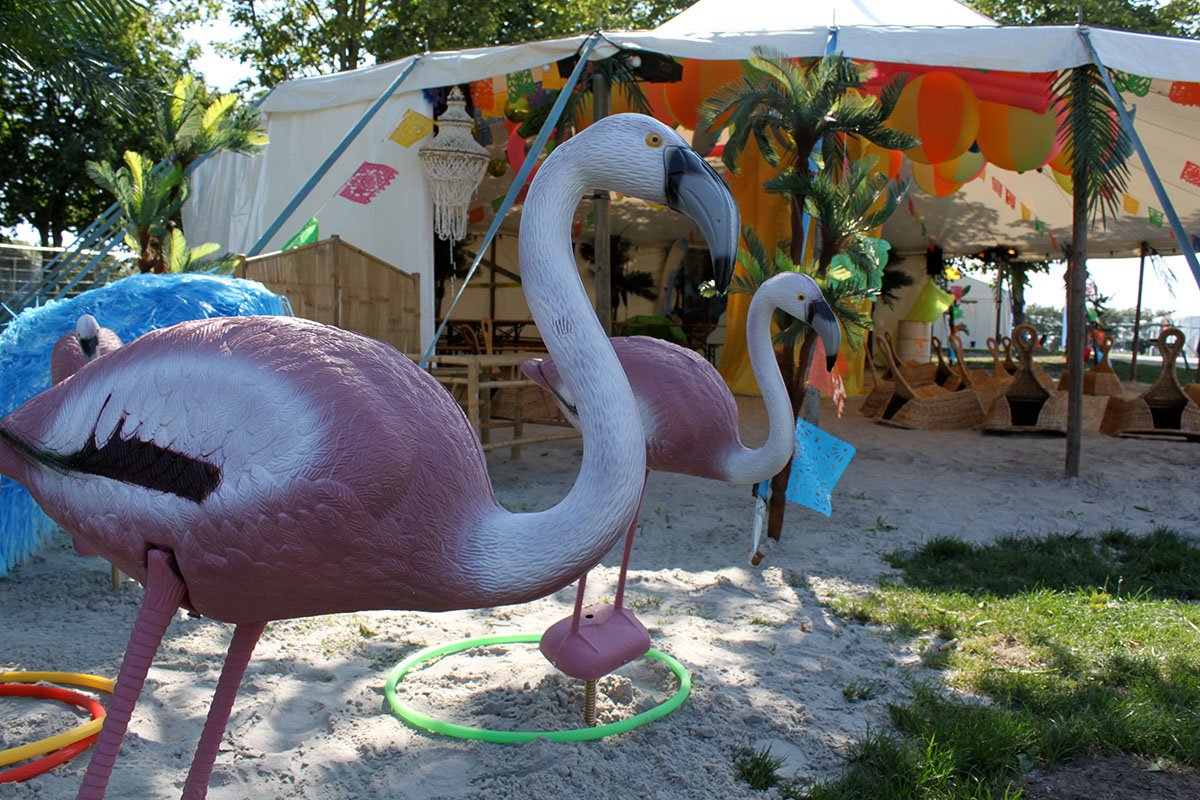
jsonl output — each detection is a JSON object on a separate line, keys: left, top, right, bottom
{"left": 889, "top": 72, "right": 981, "bottom": 164}
{"left": 504, "top": 95, "right": 532, "bottom": 123}
{"left": 487, "top": 157, "right": 508, "bottom": 177}
{"left": 663, "top": 59, "right": 703, "bottom": 130}
{"left": 911, "top": 161, "right": 964, "bottom": 197}
{"left": 863, "top": 142, "right": 903, "bottom": 180}
{"left": 934, "top": 149, "right": 986, "bottom": 184}
{"left": 976, "top": 101, "right": 1058, "bottom": 172}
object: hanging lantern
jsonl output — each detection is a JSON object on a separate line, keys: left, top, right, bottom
{"left": 419, "top": 87, "right": 489, "bottom": 241}
{"left": 888, "top": 72, "right": 980, "bottom": 164}
{"left": 976, "top": 101, "right": 1058, "bottom": 172}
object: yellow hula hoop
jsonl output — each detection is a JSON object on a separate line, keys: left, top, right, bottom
{"left": 0, "top": 672, "right": 115, "bottom": 768}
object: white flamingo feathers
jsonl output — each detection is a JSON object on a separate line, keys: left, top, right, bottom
{"left": 0, "top": 114, "right": 738, "bottom": 799}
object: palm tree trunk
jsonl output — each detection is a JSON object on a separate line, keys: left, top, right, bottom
{"left": 766, "top": 331, "right": 817, "bottom": 543}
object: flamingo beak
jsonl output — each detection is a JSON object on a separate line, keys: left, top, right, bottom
{"left": 664, "top": 146, "right": 738, "bottom": 294}
{"left": 807, "top": 297, "right": 841, "bottom": 372}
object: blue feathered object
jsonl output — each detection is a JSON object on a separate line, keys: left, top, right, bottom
{"left": 0, "top": 273, "right": 290, "bottom": 575}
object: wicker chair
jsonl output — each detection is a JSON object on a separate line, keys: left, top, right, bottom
{"left": 948, "top": 334, "right": 1010, "bottom": 410}
{"left": 930, "top": 336, "right": 957, "bottom": 388}
{"left": 874, "top": 336, "right": 986, "bottom": 430}
{"left": 1056, "top": 330, "right": 1123, "bottom": 396}
{"left": 1101, "top": 327, "right": 1200, "bottom": 440}
{"left": 884, "top": 331, "right": 939, "bottom": 386}
{"left": 984, "top": 324, "right": 1108, "bottom": 435}
{"left": 859, "top": 338, "right": 895, "bottom": 418}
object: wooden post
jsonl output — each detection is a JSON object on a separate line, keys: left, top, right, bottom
{"left": 592, "top": 69, "right": 612, "bottom": 334}
{"left": 1065, "top": 147, "right": 1089, "bottom": 478}
{"left": 1130, "top": 241, "right": 1148, "bottom": 378}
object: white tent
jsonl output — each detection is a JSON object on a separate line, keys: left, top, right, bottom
{"left": 186, "top": 1, "right": 1200, "bottom": 351}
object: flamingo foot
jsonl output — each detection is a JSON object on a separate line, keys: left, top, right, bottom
{"left": 181, "top": 621, "right": 265, "bottom": 800}
{"left": 540, "top": 604, "right": 650, "bottom": 681}
{"left": 77, "top": 548, "right": 186, "bottom": 800}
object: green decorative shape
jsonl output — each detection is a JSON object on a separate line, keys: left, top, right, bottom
{"left": 1148, "top": 207, "right": 1164, "bottom": 227}
{"left": 1113, "top": 70, "right": 1152, "bottom": 97}
{"left": 384, "top": 634, "right": 691, "bottom": 743}
{"left": 281, "top": 217, "right": 319, "bottom": 251}
{"left": 506, "top": 69, "right": 535, "bottom": 97}
{"left": 491, "top": 195, "right": 505, "bottom": 213}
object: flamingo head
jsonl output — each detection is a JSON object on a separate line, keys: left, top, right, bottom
{"left": 553, "top": 114, "right": 738, "bottom": 293}
{"left": 75, "top": 314, "right": 101, "bottom": 360}
{"left": 761, "top": 272, "right": 842, "bottom": 372}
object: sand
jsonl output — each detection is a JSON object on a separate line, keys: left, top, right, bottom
{"left": 2, "top": 395, "right": 1198, "bottom": 799}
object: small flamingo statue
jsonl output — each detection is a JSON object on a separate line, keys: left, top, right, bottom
{"left": 526, "top": 272, "right": 840, "bottom": 702}
{"left": 0, "top": 114, "right": 737, "bottom": 799}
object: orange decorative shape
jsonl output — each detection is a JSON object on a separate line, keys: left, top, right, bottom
{"left": 1168, "top": 81, "right": 1200, "bottom": 107}
{"left": 889, "top": 72, "right": 980, "bottom": 165}
{"left": 976, "top": 101, "right": 1058, "bottom": 173}
{"left": 663, "top": 59, "right": 703, "bottom": 130}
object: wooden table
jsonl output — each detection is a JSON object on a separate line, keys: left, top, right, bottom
{"left": 417, "top": 352, "right": 579, "bottom": 458}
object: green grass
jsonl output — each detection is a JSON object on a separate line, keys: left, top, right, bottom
{"left": 802, "top": 529, "right": 1200, "bottom": 800}
{"left": 734, "top": 745, "right": 786, "bottom": 790}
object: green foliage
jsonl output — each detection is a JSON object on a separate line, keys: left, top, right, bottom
{"left": 966, "top": 0, "right": 1199, "bottom": 37}
{"left": 223, "top": 0, "right": 688, "bottom": 88}
{"left": 814, "top": 528, "right": 1200, "bottom": 799}
{"left": 733, "top": 745, "right": 786, "bottom": 790}
{"left": 1054, "top": 65, "right": 1132, "bottom": 225}
{"left": 700, "top": 50, "right": 915, "bottom": 175}
{"left": 86, "top": 152, "right": 188, "bottom": 273}
{"left": 0, "top": 0, "right": 149, "bottom": 114}
{"left": 156, "top": 74, "right": 268, "bottom": 170}
{"left": 732, "top": 227, "right": 876, "bottom": 353}
{"left": 617, "top": 315, "right": 687, "bottom": 345}
{"left": 163, "top": 229, "right": 230, "bottom": 274}
{"left": 580, "top": 235, "right": 658, "bottom": 317}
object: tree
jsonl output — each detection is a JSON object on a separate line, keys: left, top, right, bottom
{"left": 87, "top": 152, "right": 188, "bottom": 273}
{"left": 221, "top": 0, "right": 688, "bottom": 89}
{"left": 580, "top": 235, "right": 658, "bottom": 319}
{"left": 966, "top": 0, "right": 1198, "bottom": 37}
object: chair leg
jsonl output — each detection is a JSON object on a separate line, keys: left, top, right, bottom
{"left": 181, "top": 621, "right": 266, "bottom": 800}
{"left": 77, "top": 549, "right": 186, "bottom": 800}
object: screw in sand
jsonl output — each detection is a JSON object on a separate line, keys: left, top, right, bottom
{"left": 583, "top": 680, "right": 598, "bottom": 726}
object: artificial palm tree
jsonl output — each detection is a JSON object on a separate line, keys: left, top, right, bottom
{"left": 86, "top": 151, "right": 187, "bottom": 273}
{"left": 155, "top": 75, "right": 268, "bottom": 173}
{"left": 699, "top": 49, "right": 914, "bottom": 263}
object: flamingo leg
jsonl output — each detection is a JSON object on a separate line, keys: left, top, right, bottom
{"left": 181, "top": 621, "right": 265, "bottom": 800}
{"left": 77, "top": 548, "right": 187, "bottom": 800}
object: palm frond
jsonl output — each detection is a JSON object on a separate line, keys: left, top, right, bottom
{"left": 1052, "top": 65, "right": 1132, "bottom": 226}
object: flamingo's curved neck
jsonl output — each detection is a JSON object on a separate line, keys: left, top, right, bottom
{"left": 725, "top": 286, "right": 795, "bottom": 482}
{"left": 463, "top": 152, "right": 646, "bottom": 605}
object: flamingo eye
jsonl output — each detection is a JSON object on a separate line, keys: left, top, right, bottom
{"left": 645, "top": 133, "right": 663, "bottom": 148}
{"left": 797, "top": 293, "right": 807, "bottom": 302}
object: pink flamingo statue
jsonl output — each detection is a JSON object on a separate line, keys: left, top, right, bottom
{"left": 0, "top": 114, "right": 737, "bottom": 799}
{"left": 50, "top": 314, "right": 125, "bottom": 575}
{"left": 50, "top": 314, "right": 124, "bottom": 384}
{"left": 527, "top": 272, "right": 840, "bottom": 707}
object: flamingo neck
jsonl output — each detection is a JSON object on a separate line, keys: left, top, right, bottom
{"left": 725, "top": 287, "right": 795, "bottom": 482}
{"left": 461, "top": 153, "right": 646, "bottom": 606}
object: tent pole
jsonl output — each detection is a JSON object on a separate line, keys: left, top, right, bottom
{"left": 592, "top": 68, "right": 612, "bottom": 335}
{"left": 1078, "top": 27, "right": 1200, "bottom": 290}
{"left": 1130, "top": 241, "right": 1148, "bottom": 377}
{"left": 420, "top": 33, "right": 602, "bottom": 367}
{"left": 245, "top": 58, "right": 422, "bottom": 257}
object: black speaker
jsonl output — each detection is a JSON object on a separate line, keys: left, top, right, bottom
{"left": 926, "top": 244, "right": 945, "bottom": 276}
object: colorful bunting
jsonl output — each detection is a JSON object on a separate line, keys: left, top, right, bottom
{"left": 281, "top": 217, "right": 319, "bottom": 251}
{"left": 1123, "top": 194, "right": 1140, "bottom": 215}
{"left": 506, "top": 69, "right": 535, "bottom": 97}
{"left": 388, "top": 110, "right": 433, "bottom": 147}
{"left": 1182, "top": 160, "right": 1200, "bottom": 189}
{"left": 1021, "top": 203, "right": 1031, "bottom": 221}
{"left": 1168, "top": 81, "right": 1200, "bottom": 107}
{"left": 991, "top": 176, "right": 1003, "bottom": 196}
{"left": 490, "top": 195, "right": 505, "bottom": 213}
{"left": 1149, "top": 207, "right": 1164, "bottom": 227}
{"left": 1005, "top": 189, "right": 1016, "bottom": 209}
{"left": 1035, "top": 219, "right": 1044, "bottom": 233}
{"left": 785, "top": 419, "right": 855, "bottom": 517}
{"left": 1112, "top": 70, "right": 1152, "bottom": 97}
{"left": 469, "top": 80, "right": 494, "bottom": 112}
{"left": 336, "top": 162, "right": 399, "bottom": 205}
{"left": 540, "top": 64, "right": 567, "bottom": 90}
{"left": 468, "top": 207, "right": 485, "bottom": 225}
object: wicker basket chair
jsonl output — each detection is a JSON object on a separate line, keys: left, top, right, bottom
{"left": 859, "top": 338, "right": 895, "bottom": 418}
{"left": 986, "top": 337, "right": 1013, "bottom": 379}
{"left": 984, "top": 324, "right": 1108, "bottom": 435}
{"left": 930, "top": 336, "right": 958, "bottom": 388}
{"left": 948, "top": 334, "right": 1011, "bottom": 410}
{"left": 884, "top": 331, "right": 939, "bottom": 386}
{"left": 874, "top": 336, "right": 986, "bottom": 430}
{"left": 1101, "top": 327, "right": 1200, "bottom": 440}
{"left": 1056, "top": 330, "right": 1123, "bottom": 396}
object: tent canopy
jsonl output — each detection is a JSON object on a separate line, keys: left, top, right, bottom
{"left": 187, "top": 10, "right": 1200, "bottom": 350}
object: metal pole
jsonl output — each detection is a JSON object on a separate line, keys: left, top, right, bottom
{"left": 1130, "top": 241, "right": 1147, "bottom": 378}
{"left": 592, "top": 68, "right": 612, "bottom": 335}
{"left": 246, "top": 57, "right": 421, "bottom": 257}
{"left": 1079, "top": 27, "right": 1200, "bottom": 290}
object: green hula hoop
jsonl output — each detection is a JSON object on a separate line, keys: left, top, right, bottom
{"left": 384, "top": 633, "right": 690, "bottom": 743}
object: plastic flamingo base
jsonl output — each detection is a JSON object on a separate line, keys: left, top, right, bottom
{"left": 539, "top": 604, "right": 650, "bottom": 681}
